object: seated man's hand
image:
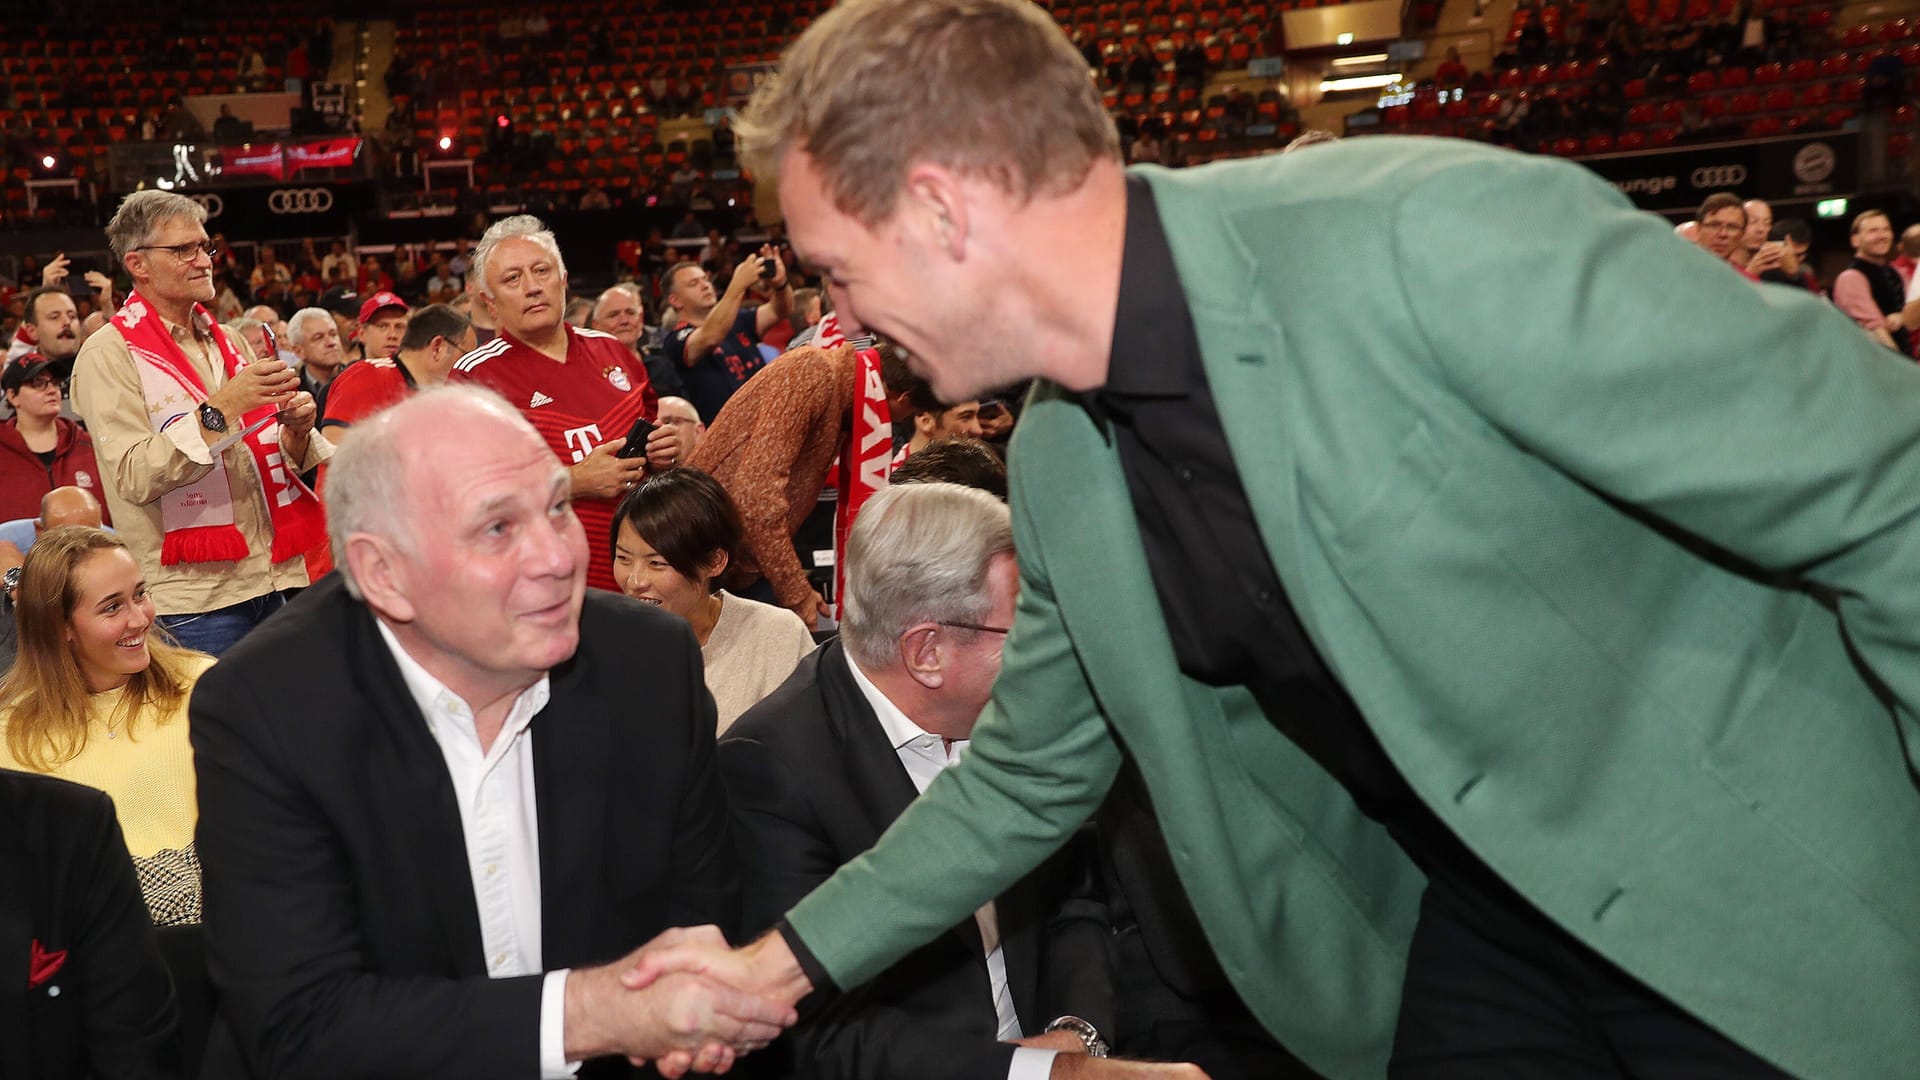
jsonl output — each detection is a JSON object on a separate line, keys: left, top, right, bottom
{"left": 621, "top": 925, "right": 815, "bottom": 1011}
{"left": 567, "top": 936, "right": 797, "bottom": 1076}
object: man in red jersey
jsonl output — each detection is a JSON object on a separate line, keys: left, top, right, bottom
{"left": 449, "top": 215, "right": 678, "bottom": 591}
{"left": 319, "top": 303, "right": 477, "bottom": 444}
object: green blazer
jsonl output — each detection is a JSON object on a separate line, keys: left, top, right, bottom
{"left": 786, "top": 137, "right": 1920, "bottom": 1079}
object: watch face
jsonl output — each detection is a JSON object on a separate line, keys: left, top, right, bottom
{"left": 199, "top": 403, "right": 227, "bottom": 432}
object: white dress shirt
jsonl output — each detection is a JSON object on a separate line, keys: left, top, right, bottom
{"left": 843, "top": 651, "right": 1058, "bottom": 1080}
{"left": 377, "top": 620, "right": 576, "bottom": 1078}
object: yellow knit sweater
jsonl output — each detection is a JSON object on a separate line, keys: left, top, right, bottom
{"left": 0, "top": 654, "right": 213, "bottom": 857}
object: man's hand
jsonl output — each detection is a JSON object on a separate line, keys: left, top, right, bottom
{"left": 620, "top": 926, "right": 814, "bottom": 1014}
{"left": 207, "top": 358, "right": 300, "bottom": 420}
{"left": 41, "top": 253, "right": 69, "bottom": 287}
{"left": 84, "top": 269, "right": 114, "bottom": 306}
{"left": 565, "top": 947, "right": 795, "bottom": 1075}
{"left": 787, "top": 588, "right": 832, "bottom": 631}
{"left": 644, "top": 423, "right": 682, "bottom": 473}
{"left": 728, "top": 250, "right": 772, "bottom": 297}
{"left": 1745, "top": 242, "right": 1785, "bottom": 276}
{"left": 569, "top": 438, "right": 648, "bottom": 500}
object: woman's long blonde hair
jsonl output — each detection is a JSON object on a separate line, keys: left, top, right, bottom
{"left": 0, "top": 527, "right": 201, "bottom": 770}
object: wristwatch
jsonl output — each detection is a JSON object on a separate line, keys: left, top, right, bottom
{"left": 2, "top": 564, "right": 20, "bottom": 599}
{"left": 198, "top": 402, "right": 228, "bottom": 433}
{"left": 1044, "top": 1015, "right": 1109, "bottom": 1058}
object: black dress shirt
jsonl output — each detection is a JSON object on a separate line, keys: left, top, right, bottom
{"left": 1092, "top": 177, "right": 1551, "bottom": 944}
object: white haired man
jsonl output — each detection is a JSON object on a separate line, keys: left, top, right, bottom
{"left": 70, "top": 190, "right": 328, "bottom": 656}
{"left": 449, "top": 215, "right": 678, "bottom": 592}
{"left": 286, "top": 304, "right": 348, "bottom": 410}
{"left": 190, "top": 384, "right": 789, "bottom": 1078}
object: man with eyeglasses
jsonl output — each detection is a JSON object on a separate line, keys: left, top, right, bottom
{"left": 69, "top": 190, "right": 331, "bottom": 656}
{"left": 448, "top": 215, "right": 678, "bottom": 593}
{"left": 719, "top": 481, "right": 1184, "bottom": 1080}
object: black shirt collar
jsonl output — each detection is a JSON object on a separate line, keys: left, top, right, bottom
{"left": 1095, "top": 177, "right": 1200, "bottom": 414}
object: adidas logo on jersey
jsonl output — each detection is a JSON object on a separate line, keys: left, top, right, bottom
{"left": 529, "top": 391, "right": 555, "bottom": 409}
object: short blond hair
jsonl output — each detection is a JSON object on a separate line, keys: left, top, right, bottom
{"left": 738, "top": 0, "right": 1120, "bottom": 225}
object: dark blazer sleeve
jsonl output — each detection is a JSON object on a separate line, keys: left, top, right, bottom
{"left": 191, "top": 664, "right": 545, "bottom": 1079}
{"left": 1031, "top": 826, "right": 1116, "bottom": 1041}
{"left": 718, "top": 730, "right": 1018, "bottom": 1080}
{"left": 68, "top": 785, "right": 182, "bottom": 1079}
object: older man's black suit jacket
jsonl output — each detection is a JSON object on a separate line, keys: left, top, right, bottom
{"left": 719, "top": 640, "right": 1113, "bottom": 1080}
{"left": 190, "top": 576, "right": 739, "bottom": 1079}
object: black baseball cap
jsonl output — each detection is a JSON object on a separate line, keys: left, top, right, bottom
{"left": 1, "top": 350, "right": 69, "bottom": 392}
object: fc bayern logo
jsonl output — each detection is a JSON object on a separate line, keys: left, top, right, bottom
{"left": 605, "top": 366, "right": 632, "bottom": 392}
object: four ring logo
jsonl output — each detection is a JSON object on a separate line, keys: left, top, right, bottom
{"left": 267, "top": 187, "right": 335, "bottom": 214}
{"left": 187, "top": 192, "right": 225, "bottom": 219}
{"left": 1688, "top": 164, "right": 1748, "bottom": 189}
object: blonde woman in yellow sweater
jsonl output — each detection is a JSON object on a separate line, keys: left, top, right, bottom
{"left": 0, "top": 526, "right": 213, "bottom": 924}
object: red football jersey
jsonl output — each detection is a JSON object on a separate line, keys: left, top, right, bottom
{"left": 449, "top": 325, "right": 657, "bottom": 591}
{"left": 318, "top": 355, "right": 414, "bottom": 431}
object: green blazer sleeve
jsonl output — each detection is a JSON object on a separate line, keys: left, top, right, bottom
{"left": 785, "top": 490, "right": 1124, "bottom": 990}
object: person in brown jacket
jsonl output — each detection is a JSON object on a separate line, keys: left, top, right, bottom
{"left": 686, "top": 344, "right": 914, "bottom": 629}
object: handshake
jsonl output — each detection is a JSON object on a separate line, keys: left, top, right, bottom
{"left": 567, "top": 926, "right": 1212, "bottom": 1079}
{"left": 563, "top": 925, "right": 811, "bottom": 1077}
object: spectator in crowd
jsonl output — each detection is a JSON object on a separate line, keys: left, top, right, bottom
{"left": 1761, "top": 218, "right": 1824, "bottom": 296}
{"left": 721, "top": 482, "right": 1176, "bottom": 1080}
{"left": 1, "top": 352, "right": 106, "bottom": 523}
{"left": 72, "top": 191, "right": 329, "bottom": 657}
{"left": 320, "top": 303, "right": 476, "bottom": 444}
{"left": 889, "top": 436, "right": 1009, "bottom": 500}
{"left": 591, "top": 283, "right": 680, "bottom": 399}
{"left": 357, "top": 291, "right": 410, "bottom": 361}
{"left": 211, "top": 105, "right": 245, "bottom": 143}
{"left": 1896, "top": 224, "right": 1920, "bottom": 285}
{"left": 286, "top": 305, "right": 349, "bottom": 409}
{"left": 688, "top": 344, "right": 914, "bottom": 630}
{"left": 786, "top": 286, "right": 825, "bottom": 344}
{"left": 1833, "top": 208, "right": 1916, "bottom": 352}
{"left": 611, "top": 467, "right": 814, "bottom": 735}
{"left": 0, "top": 485, "right": 105, "bottom": 553}
{"left": 426, "top": 254, "right": 462, "bottom": 303}
{"left": 0, "top": 527, "right": 213, "bottom": 925}
{"left": 564, "top": 296, "right": 595, "bottom": 328}
{"left": 1434, "top": 46, "right": 1469, "bottom": 88}
{"left": 357, "top": 254, "right": 394, "bottom": 296}
{"left": 628, "top": 3, "right": 1920, "bottom": 1078}
{"left": 1737, "top": 198, "right": 1773, "bottom": 267}
{"left": 449, "top": 215, "right": 675, "bottom": 593}
{"left": 663, "top": 249, "right": 794, "bottom": 422}
{"left": 0, "top": 767, "right": 181, "bottom": 1079}
{"left": 1692, "top": 192, "right": 1779, "bottom": 279}
{"left": 657, "top": 394, "right": 705, "bottom": 464}
{"left": 247, "top": 247, "right": 291, "bottom": 308}
{"left": 898, "top": 382, "right": 986, "bottom": 462}
{"left": 10, "top": 286, "right": 83, "bottom": 367}
{"left": 320, "top": 240, "right": 354, "bottom": 282}
{"left": 189, "top": 386, "right": 783, "bottom": 1078}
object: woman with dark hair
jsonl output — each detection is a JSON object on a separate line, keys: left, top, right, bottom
{"left": 0, "top": 527, "right": 213, "bottom": 925}
{"left": 611, "top": 468, "right": 814, "bottom": 734}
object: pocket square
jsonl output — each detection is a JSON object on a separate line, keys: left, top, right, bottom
{"left": 29, "top": 939, "right": 66, "bottom": 989}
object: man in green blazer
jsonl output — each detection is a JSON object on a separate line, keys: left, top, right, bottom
{"left": 626, "top": 2, "right": 1920, "bottom": 1078}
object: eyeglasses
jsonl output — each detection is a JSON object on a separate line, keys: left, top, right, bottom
{"left": 135, "top": 241, "right": 219, "bottom": 261}
{"left": 12, "top": 373, "right": 56, "bottom": 391}
{"left": 938, "top": 621, "right": 1011, "bottom": 635}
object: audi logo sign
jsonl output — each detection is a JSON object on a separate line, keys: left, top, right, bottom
{"left": 187, "top": 193, "right": 225, "bottom": 219}
{"left": 267, "top": 188, "right": 336, "bottom": 214}
{"left": 1688, "top": 164, "right": 1748, "bottom": 190}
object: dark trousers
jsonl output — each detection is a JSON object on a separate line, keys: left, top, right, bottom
{"left": 1389, "top": 884, "right": 1793, "bottom": 1079}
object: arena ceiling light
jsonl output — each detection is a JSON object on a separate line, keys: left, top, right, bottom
{"left": 1319, "top": 72, "right": 1402, "bottom": 92}
{"left": 1332, "top": 53, "right": 1389, "bottom": 66}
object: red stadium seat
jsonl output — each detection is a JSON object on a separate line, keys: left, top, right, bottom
{"left": 1746, "top": 116, "right": 1783, "bottom": 136}
{"left": 1617, "top": 130, "right": 1648, "bottom": 149}
{"left": 1718, "top": 66, "right": 1749, "bottom": 89}
{"left": 1628, "top": 102, "right": 1657, "bottom": 124}
{"left": 1583, "top": 133, "right": 1615, "bottom": 153}
{"left": 1752, "top": 62, "right": 1784, "bottom": 84}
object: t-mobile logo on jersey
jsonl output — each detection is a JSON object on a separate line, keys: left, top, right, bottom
{"left": 562, "top": 423, "right": 603, "bottom": 463}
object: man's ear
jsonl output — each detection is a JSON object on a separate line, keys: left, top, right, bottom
{"left": 344, "top": 534, "right": 417, "bottom": 624}
{"left": 902, "top": 164, "right": 970, "bottom": 261}
{"left": 898, "top": 624, "right": 947, "bottom": 690}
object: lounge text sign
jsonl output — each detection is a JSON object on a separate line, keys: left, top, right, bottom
{"left": 1576, "top": 131, "right": 1858, "bottom": 211}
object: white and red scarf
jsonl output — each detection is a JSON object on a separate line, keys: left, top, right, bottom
{"left": 113, "top": 291, "right": 325, "bottom": 566}
{"left": 833, "top": 345, "right": 891, "bottom": 617}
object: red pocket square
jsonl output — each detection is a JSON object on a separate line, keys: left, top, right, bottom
{"left": 29, "top": 939, "right": 66, "bottom": 989}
